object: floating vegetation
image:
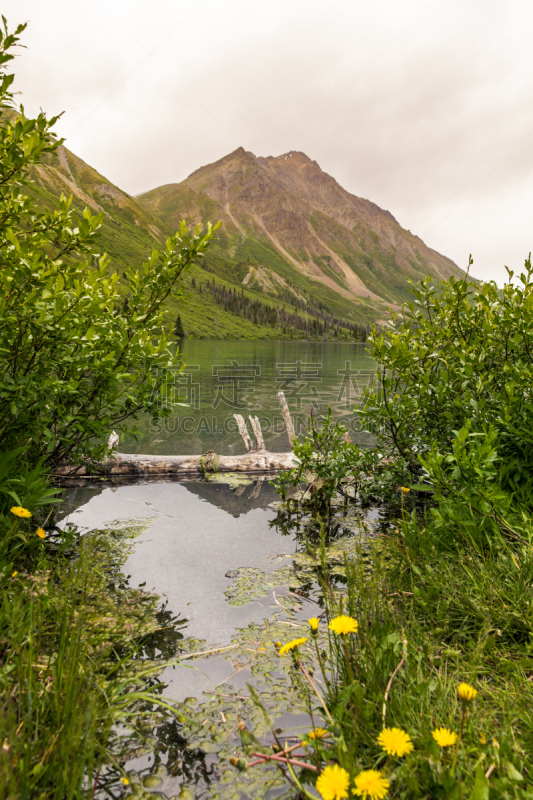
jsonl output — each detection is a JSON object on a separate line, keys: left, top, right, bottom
{"left": 120, "top": 609, "right": 319, "bottom": 798}
{"left": 199, "top": 450, "right": 220, "bottom": 475}
{"left": 292, "top": 534, "right": 377, "bottom": 580}
{"left": 224, "top": 565, "right": 304, "bottom": 606}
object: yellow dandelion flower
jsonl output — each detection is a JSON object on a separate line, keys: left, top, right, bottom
{"left": 36, "top": 528, "right": 46, "bottom": 539}
{"left": 353, "top": 769, "right": 389, "bottom": 799}
{"left": 10, "top": 506, "right": 32, "bottom": 518}
{"left": 120, "top": 776, "right": 129, "bottom": 785}
{"left": 377, "top": 727, "right": 414, "bottom": 757}
{"left": 480, "top": 733, "right": 486, "bottom": 745}
{"left": 457, "top": 682, "right": 477, "bottom": 702}
{"left": 309, "top": 617, "right": 320, "bottom": 632}
{"left": 307, "top": 727, "right": 329, "bottom": 741}
{"left": 432, "top": 727, "right": 458, "bottom": 747}
{"left": 278, "top": 637, "right": 307, "bottom": 656}
{"left": 11, "top": 571, "right": 18, "bottom": 578}
{"left": 400, "top": 487, "right": 410, "bottom": 493}
{"left": 329, "top": 615, "right": 358, "bottom": 636}
{"left": 316, "top": 764, "right": 350, "bottom": 800}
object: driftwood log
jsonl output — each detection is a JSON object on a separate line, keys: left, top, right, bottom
{"left": 54, "top": 450, "right": 297, "bottom": 478}
{"left": 54, "top": 392, "right": 299, "bottom": 478}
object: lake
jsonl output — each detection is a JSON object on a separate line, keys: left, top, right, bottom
{"left": 121, "top": 340, "right": 377, "bottom": 456}
{"left": 60, "top": 473, "right": 387, "bottom": 799}
{"left": 60, "top": 340, "right": 381, "bottom": 797}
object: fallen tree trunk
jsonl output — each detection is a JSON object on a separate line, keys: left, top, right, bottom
{"left": 53, "top": 449, "right": 298, "bottom": 478}
{"left": 54, "top": 391, "right": 299, "bottom": 478}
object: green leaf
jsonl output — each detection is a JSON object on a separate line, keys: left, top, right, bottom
{"left": 506, "top": 761, "right": 523, "bottom": 781}
{"left": 468, "top": 766, "right": 489, "bottom": 799}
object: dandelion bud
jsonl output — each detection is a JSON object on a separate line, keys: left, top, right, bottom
{"left": 457, "top": 682, "right": 477, "bottom": 702}
{"left": 229, "top": 757, "right": 247, "bottom": 771}
{"left": 308, "top": 617, "right": 319, "bottom": 634}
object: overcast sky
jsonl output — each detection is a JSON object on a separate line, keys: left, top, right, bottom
{"left": 4, "top": 0, "right": 533, "bottom": 283}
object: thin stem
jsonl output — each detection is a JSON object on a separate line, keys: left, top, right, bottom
{"left": 248, "top": 752, "right": 318, "bottom": 772}
{"left": 313, "top": 636, "right": 331, "bottom": 692}
{"left": 343, "top": 637, "right": 355, "bottom": 685}
{"left": 297, "top": 658, "right": 334, "bottom": 726}
{"left": 451, "top": 705, "right": 467, "bottom": 776}
{"left": 382, "top": 657, "right": 405, "bottom": 728}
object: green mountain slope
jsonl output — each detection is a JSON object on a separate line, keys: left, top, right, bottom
{"left": 138, "top": 148, "right": 465, "bottom": 320}
{"left": 27, "top": 144, "right": 356, "bottom": 340}
{"left": 26, "top": 137, "right": 463, "bottom": 340}
{"left": 30, "top": 145, "right": 172, "bottom": 273}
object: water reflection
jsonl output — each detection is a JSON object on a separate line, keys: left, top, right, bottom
{"left": 59, "top": 474, "right": 279, "bottom": 522}
{"left": 122, "top": 339, "right": 376, "bottom": 456}
{"left": 61, "top": 475, "right": 392, "bottom": 798}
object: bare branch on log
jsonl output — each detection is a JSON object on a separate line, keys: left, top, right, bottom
{"left": 277, "top": 391, "right": 296, "bottom": 447}
{"left": 233, "top": 414, "right": 253, "bottom": 452}
{"left": 249, "top": 415, "right": 265, "bottom": 451}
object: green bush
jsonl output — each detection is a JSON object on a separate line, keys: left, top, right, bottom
{"left": 275, "top": 408, "right": 371, "bottom": 514}
{"left": 361, "top": 260, "right": 533, "bottom": 504}
{"left": 0, "top": 20, "right": 217, "bottom": 469}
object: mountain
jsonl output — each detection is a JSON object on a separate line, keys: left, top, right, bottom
{"left": 27, "top": 144, "right": 344, "bottom": 339}
{"left": 29, "top": 144, "right": 172, "bottom": 274}
{"left": 27, "top": 144, "right": 340, "bottom": 339}
{"left": 26, "top": 137, "right": 464, "bottom": 338}
{"left": 137, "top": 148, "right": 464, "bottom": 319}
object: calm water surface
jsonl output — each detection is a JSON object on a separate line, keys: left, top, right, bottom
{"left": 122, "top": 340, "right": 377, "bottom": 455}
{"left": 61, "top": 477, "right": 317, "bottom": 798}
{"left": 60, "top": 476, "right": 388, "bottom": 799}
{"left": 62, "top": 341, "right": 381, "bottom": 797}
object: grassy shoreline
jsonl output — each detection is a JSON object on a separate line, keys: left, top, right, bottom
{"left": 230, "top": 262, "right": 533, "bottom": 797}
{"left": 0, "top": 514, "right": 175, "bottom": 798}
{"left": 227, "top": 490, "right": 533, "bottom": 798}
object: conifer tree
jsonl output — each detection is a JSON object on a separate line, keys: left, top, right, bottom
{"left": 174, "top": 314, "right": 185, "bottom": 337}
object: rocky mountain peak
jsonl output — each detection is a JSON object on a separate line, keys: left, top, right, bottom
{"left": 138, "top": 148, "right": 464, "bottom": 316}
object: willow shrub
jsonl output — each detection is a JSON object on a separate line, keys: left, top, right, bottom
{"left": 361, "top": 259, "right": 533, "bottom": 486}
{"left": 0, "top": 20, "right": 217, "bottom": 469}
{"left": 353, "top": 259, "right": 533, "bottom": 546}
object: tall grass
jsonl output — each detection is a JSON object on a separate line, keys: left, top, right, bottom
{"left": 0, "top": 506, "right": 174, "bottom": 799}
{"left": 241, "top": 500, "right": 533, "bottom": 797}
